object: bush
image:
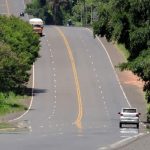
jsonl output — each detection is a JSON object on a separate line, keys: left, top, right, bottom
{"left": 0, "top": 15, "right": 40, "bottom": 93}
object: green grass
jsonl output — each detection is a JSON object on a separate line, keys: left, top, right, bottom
{"left": 115, "top": 43, "right": 130, "bottom": 60}
{"left": 0, "top": 92, "right": 28, "bottom": 116}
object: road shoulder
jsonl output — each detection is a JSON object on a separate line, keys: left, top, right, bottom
{"left": 99, "top": 36, "right": 146, "bottom": 122}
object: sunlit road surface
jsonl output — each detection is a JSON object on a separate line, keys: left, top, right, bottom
{"left": 0, "top": 0, "right": 28, "bottom": 19}
{"left": 0, "top": 1, "right": 146, "bottom": 150}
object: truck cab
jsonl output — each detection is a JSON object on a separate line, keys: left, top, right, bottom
{"left": 29, "top": 18, "right": 43, "bottom": 36}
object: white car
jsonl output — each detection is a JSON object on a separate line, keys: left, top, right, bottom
{"left": 118, "top": 108, "right": 140, "bottom": 128}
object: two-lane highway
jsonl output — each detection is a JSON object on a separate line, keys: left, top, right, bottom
{"left": 0, "top": 1, "right": 144, "bottom": 150}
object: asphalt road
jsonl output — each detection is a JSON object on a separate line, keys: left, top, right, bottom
{"left": 0, "top": 1, "right": 146, "bottom": 150}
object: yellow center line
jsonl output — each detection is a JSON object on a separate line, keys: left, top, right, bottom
{"left": 5, "top": 0, "right": 10, "bottom": 16}
{"left": 55, "top": 27, "right": 83, "bottom": 129}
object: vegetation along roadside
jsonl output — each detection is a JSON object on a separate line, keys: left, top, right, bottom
{"left": 0, "top": 15, "right": 40, "bottom": 120}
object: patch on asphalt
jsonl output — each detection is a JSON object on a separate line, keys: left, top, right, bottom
{"left": 0, "top": 120, "right": 31, "bottom": 133}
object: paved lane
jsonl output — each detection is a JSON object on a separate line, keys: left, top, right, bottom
{"left": 0, "top": 0, "right": 9, "bottom": 15}
{"left": 0, "top": 0, "right": 28, "bottom": 19}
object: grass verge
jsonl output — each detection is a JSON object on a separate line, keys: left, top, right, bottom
{"left": 115, "top": 43, "right": 130, "bottom": 60}
{"left": 0, "top": 92, "right": 28, "bottom": 116}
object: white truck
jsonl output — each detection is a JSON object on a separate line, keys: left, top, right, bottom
{"left": 29, "top": 18, "right": 43, "bottom": 36}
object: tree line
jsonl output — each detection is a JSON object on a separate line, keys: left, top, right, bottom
{"left": 0, "top": 15, "right": 40, "bottom": 94}
{"left": 25, "top": 0, "right": 98, "bottom": 26}
{"left": 26, "top": 0, "right": 73, "bottom": 25}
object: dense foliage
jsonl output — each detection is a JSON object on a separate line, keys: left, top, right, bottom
{"left": 93, "top": 0, "right": 150, "bottom": 111}
{"left": 26, "top": 0, "right": 97, "bottom": 26}
{"left": 26, "top": 0, "right": 73, "bottom": 25}
{"left": 0, "top": 15, "right": 40, "bottom": 93}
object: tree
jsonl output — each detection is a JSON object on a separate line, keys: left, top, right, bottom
{"left": 26, "top": 0, "right": 73, "bottom": 25}
{"left": 0, "top": 15, "right": 40, "bottom": 93}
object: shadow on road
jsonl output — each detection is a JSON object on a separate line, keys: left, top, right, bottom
{"left": 25, "top": 88, "right": 47, "bottom": 96}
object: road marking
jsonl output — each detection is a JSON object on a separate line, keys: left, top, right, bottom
{"left": 55, "top": 27, "right": 83, "bottom": 129}
{"left": 49, "top": 49, "right": 53, "bottom": 57}
{"left": 5, "top": 0, "right": 10, "bottom": 16}
{"left": 86, "top": 28, "right": 131, "bottom": 108}
{"left": 96, "top": 36, "right": 131, "bottom": 107}
{"left": 9, "top": 65, "right": 35, "bottom": 122}
{"left": 110, "top": 133, "right": 144, "bottom": 149}
{"left": 99, "top": 147, "right": 107, "bottom": 150}
{"left": 97, "top": 133, "right": 144, "bottom": 150}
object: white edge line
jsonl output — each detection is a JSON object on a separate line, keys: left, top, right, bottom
{"left": 86, "top": 28, "right": 131, "bottom": 108}
{"left": 5, "top": 0, "right": 10, "bottom": 16}
{"left": 97, "top": 133, "right": 144, "bottom": 150}
{"left": 109, "top": 133, "right": 144, "bottom": 149}
{"left": 9, "top": 64, "right": 35, "bottom": 122}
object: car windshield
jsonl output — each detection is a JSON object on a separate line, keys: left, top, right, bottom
{"left": 123, "top": 109, "right": 136, "bottom": 113}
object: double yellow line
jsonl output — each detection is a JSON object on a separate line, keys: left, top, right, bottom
{"left": 55, "top": 27, "right": 83, "bottom": 129}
